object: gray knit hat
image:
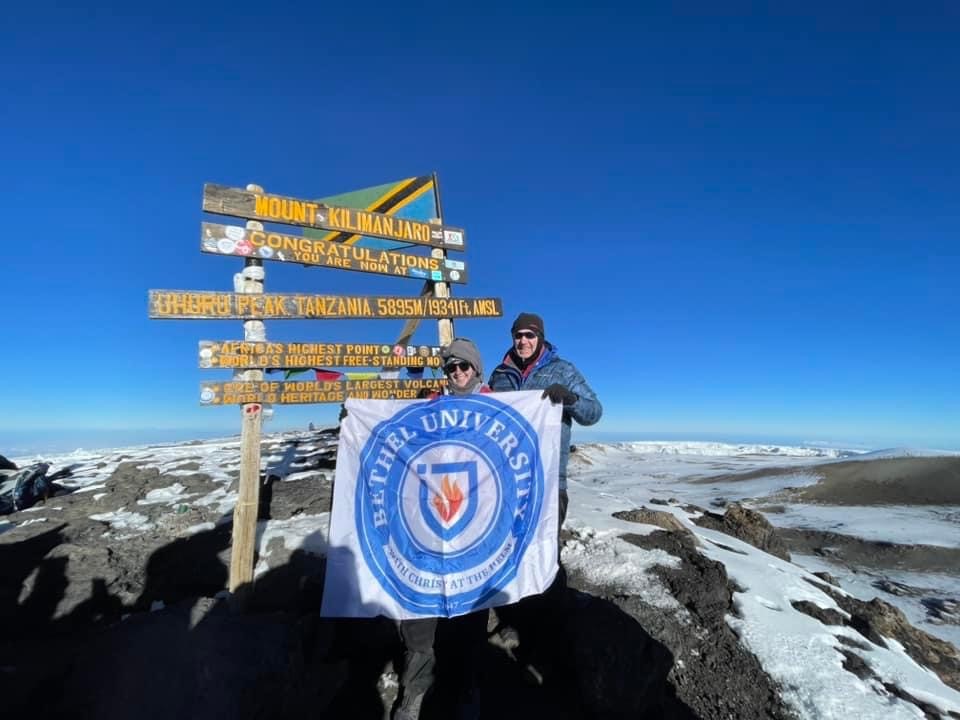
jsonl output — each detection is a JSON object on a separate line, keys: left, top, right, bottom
{"left": 440, "top": 337, "right": 484, "bottom": 378}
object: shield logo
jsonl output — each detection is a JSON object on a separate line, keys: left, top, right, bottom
{"left": 416, "top": 461, "right": 479, "bottom": 540}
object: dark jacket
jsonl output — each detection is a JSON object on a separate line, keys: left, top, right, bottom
{"left": 488, "top": 342, "right": 601, "bottom": 489}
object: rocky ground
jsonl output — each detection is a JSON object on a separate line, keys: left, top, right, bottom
{"left": 1, "top": 432, "right": 957, "bottom": 719}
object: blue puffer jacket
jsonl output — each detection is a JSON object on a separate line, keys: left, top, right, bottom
{"left": 488, "top": 342, "right": 602, "bottom": 489}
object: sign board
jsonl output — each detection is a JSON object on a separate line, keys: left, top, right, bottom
{"left": 310, "top": 174, "right": 439, "bottom": 251}
{"left": 203, "top": 184, "right": 466, "bottom": 251}
{"left": 149, "top": 291, "right": 502, "bottom": 320}
{"left": 201, "top": 222, "right": 467, "bottom": 284}
{"left": 199, "top": 340, "right": 444, "bottom": 369}
{"left": 200, "top": 378, "right": 446, "bottom": 405}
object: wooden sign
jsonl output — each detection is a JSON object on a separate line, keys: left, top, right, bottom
{"left": 200, "top": 222, "right": 468, "bottom": 284}
{"left": 199, "top": 340, "right": 444, "bottom": 369}
{"left": 200, "top": 378, "right": 446, "bottom": 405}
{"left": 203, "top": 184, "right": 466, "bottom": 251}
{"left": 149, "top": 291, "right": 502, "bottom": 319}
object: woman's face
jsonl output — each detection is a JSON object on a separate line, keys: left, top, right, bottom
{"left": 444, "top": 360, "right": 476, "bottom": 391}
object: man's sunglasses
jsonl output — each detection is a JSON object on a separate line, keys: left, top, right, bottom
{"left": 444, "top": 361, "right": 472, "bottom": 373}
{"left": 513, "top": 331, "right": 538, "bottom": 340}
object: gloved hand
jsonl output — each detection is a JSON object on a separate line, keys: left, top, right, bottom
{"left": 416, "top": 387, "right": 435, "bottom": 399}
{"left": 338, "top": 404, "right": 348, "bottom": 422}
{"left": 542, "top": 383, "right": 577, "bottom": 406}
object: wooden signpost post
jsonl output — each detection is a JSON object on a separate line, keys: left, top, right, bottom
{"left": 149, "top": 174, "right": 501, "bottom": 608}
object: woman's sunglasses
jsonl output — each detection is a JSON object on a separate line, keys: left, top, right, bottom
{"left": 444, "top": 361, "right": 472, "bottom": 373}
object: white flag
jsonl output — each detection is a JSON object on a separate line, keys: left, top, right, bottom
{"left": 321, "top": 390, "right": 562, "bottom": 619}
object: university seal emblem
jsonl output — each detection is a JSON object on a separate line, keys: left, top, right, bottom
{"left": 355, "top": 394, "right": 544, "bottom": 615}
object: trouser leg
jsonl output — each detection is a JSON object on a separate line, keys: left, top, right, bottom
{"left": 399, "top": 617, "right": 438, "bottom": 698}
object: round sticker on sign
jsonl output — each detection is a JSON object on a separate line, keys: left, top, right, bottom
{"left": 353, "top": 394, "right": 544, "bottom": 615}
{"left": 225, "top": 226, "right": 246, "bottom": 241}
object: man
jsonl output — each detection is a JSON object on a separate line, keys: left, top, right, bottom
{"left": 488, "top": 312, "right": 602, "bottom": 525}
{"left": 394, "top": 337, "right": 488, "bottom": 720}
{"left": 488, "top": 311, "right": 602, "bottom": 685}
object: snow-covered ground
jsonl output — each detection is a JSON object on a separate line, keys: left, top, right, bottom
{"left": 4, "top": 434, "right": 960, "bottom": 719}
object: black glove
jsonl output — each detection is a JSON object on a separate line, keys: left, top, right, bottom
{"left": 416, "top": 387, "right": 435, "bottom": 399}
{"left": 542, "top": 383, "right": 577, "bottom": 406}
{"left": 338, "top": 404, "right": 348, "bottom": 422}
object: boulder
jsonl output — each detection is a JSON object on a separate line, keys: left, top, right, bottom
{"left": 692, "top": 503, "right": 791, "bottom": 561}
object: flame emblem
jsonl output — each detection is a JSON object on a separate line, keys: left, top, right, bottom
{"left": 432, "top": 474, "right": 464, "bottom": 523}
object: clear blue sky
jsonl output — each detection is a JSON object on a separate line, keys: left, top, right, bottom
{"left": 2, "top": 1, "right": 958, "bottom": 453}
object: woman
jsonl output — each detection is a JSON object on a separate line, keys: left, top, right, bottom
{"left": 394, "top": 337, "right": 488, "bottom": 720}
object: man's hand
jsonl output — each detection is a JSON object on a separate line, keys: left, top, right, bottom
{"left": 542, "top": 383, "right": 578, "bottom": 406}
{"left": 416, "top": 387, "right": 435, "bottom": 399}
{"left": 338, "top": 404, "right": 348, "bottom": 422}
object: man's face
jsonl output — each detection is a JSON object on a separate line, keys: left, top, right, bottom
{"left": 513, "top": 330, "right": 539, "bottom": 360}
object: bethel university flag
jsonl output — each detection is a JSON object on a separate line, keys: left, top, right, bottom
{"left": 321, "top": 391, "right": 562, "bottom": 619}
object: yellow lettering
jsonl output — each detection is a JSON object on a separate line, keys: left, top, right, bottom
{"left": 264, "top": 296, "right": 289, "bottom": 316}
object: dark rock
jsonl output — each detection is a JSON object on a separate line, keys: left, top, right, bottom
{"left": 692, "top": 503, "right": 791, "bottom": 561}
{"left": 560, "top": 590, "right": 683, "bottom": 718}
{"left": 873, "top": 578, "right": 925, "bottom": 597}
{"left": 779, "top": 527, "right": 960, "bottom": 574}
{"left": 609, "top": 530, "right": 793, "bottom": 719}
{"left": 807, "top": 578, "right": 960, "bottom": 691}
{"left": 649, "top": 497, "right": 670, "bottom": 506}
{"left": 791, "top": 600, "right": 846, "bottom": 626}
{"left": 0, "top": 454, "right": 17, "bottom": 471}
{"left": 613, "top": 508, "right": 692, "bottom": 535}
{"left": 836, "top": 634, "right": 871, "bottom": 651}
{"left": 922, "top": 597, "right": 960, "bottom": 625}
{"left": 838, "top": 648, "right": 873, "bottom": 680}
{"left": 624, "top": 531, "right": 731, "bottom": 629}
{"left": 756, "top": 504, "right": 787, "bottom": 514}
{"left": 813, "top": 570, "right": 841, "bottom": 586}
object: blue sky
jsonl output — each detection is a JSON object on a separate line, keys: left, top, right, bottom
{"left": 2, "top": 1, "right": 958, "bottom": 453}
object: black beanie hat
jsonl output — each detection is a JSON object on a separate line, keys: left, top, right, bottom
{"left": 511, "top": 312, "right": 545, "bottom": 339}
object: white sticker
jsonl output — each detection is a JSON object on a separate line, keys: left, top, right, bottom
{"left": 443, "top": 230, "right": 464, "bottom": 245}
{"left": 217, "top": 238, "right": 236, "bottom": 254}
{"left": 445, "top": 259, "right": 465, "bottom": 270}
{"left": 225, "top": 226, "right": 246, "bottom": 241}
{"left": 200, "top": 388, "right": 215, "bottom": 403}
{"left": 449, "top": 270, "right": 461, "bottom": 281}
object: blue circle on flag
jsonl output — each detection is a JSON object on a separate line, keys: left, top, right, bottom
{"left": 355, "top": 394, "right": 544, "bottom": 615}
